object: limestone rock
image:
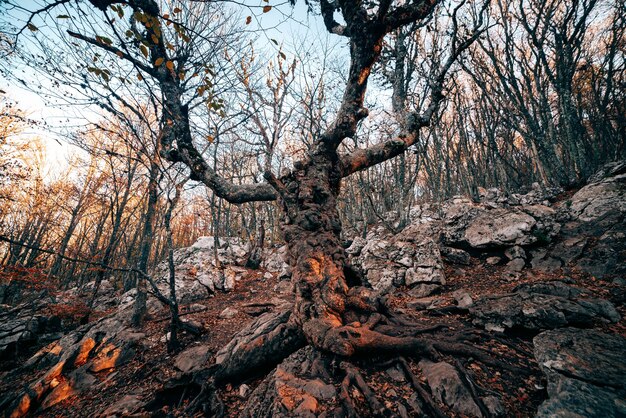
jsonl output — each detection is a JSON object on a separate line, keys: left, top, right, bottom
{"left": 262, "top": 245, "right": 288, "bottom": 273}
{"left": 470, "top": 283, "right": 619, "bottom": 332}
{"left": 2, "top": 309, "right": 144, "bottom": 416}
{"left": 0, "top": 306, "right": 61, "bottom": 361}
{"left": 219, "top": 307, "right": 239, "bottom": 319}
{"left": 352, "top": 222, "right": 444, "bottom": 293}
{"left": 345, "top": 237, "right": 367, "bottom": 256}
{"left": 440, "top": 246, "right": 471, "bottom": 265}
{"left": 534, "top": 328, "right": 626, "bottom": 417}
{"left": 547, "top": 161, "right": 626, "bottom": 278}
{"left": 465, "top": 209, "right": 537, "bottom": 248}
{"left": 99, "top": 394, "right": 144, "bottom": 417}
{"left": 418, "top": 360, "right": 483, "bottom": 417}
{"left": 151, "top": 236, "right": 249, "bottom": 303}
{"left": 452, "top": 289, "right": 473, "bottom": 309}
{"left": 513, "top": 281, "right": 582, "bottom": 299}
{"left": 174, "top": 345, "right": 211, "bottom": 373}
{"left": 505, "top": 245, "right": 526, "bottom": 260}
{"left": 505, "top": 258, "right": 526, "bottom": 272}
{"left": 408, "top": 284, "right": 442, "bottom": 298}
{"left": 569, "top": 161, "right": 626, "bottom": 222}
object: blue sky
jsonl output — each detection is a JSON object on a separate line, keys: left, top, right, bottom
{"left": 0, "top": 0, "right": 344, "bottom": 174}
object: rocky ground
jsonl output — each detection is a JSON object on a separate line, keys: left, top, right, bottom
{"left": 1, "top": 161, "right": 625, "bottom": 418}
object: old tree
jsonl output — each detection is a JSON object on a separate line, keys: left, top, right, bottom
{"left": 16, "top": 0, "right": 498, "bottom": 414}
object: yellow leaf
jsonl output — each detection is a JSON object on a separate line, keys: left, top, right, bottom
{"left": 173, "top": 7, "right": 181, "bottom": 13}
{"left": 162, "top": 13, "right": 170, "bottom": 19}
{"left": 137, "top": 73, "right": 143, "bottom": 81}
{"left": 263, "top": 5, "right": 272, "bottom": 13}
{"left": 166, "top": 60, "right": 174, "bottom": 71}
{"left": 207, "top": 135, "right": 214, "bottom": 143}
{"left": 154, "top": 57, "right": 164, "bottom": 66}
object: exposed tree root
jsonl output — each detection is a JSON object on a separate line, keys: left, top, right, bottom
{"left": 212, "top": 307, "right": 306, "bottom": 384}
{"left": 340, "top": 361, "right": 385, "bottom": 416}
{"left": 454, "top": 358, "right": 492, "bottom": 418}
{"left": 146, "top": 296, "right": 527, "bottom": 417}
{"left": 398, "top": 357, "right": 448, "bottom": 418}
{"left": 186, "top": 378, "right": 224, "bottom": 417}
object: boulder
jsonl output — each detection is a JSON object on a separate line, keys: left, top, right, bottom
{"left": 569, "top": 161, "right": 626, "bottom": 222}
{"left": 546, "top": 160, "right": 626, "bottom": 278}
{"left": 440, "top": 246, "right": 471, "bottom": 265}
{"left": 174, "top": 345, "right": 211, "bottom": 373}
{"left": 0, "top": 305, "right": 61, "bottom": 361}
{"left": 464, "top": 209, "right": 537, "bottom": 248}
{"left": 470, "top": 282, "right": 619, "bottom": 332}
{"left": 352, "top": 222, "right": 444, "bottom": 294}
{"left": 534, "top": 328, "right": 626, "bottom": 417}
{"left": 1, "top": 306, "right": 146, "bottom": 417}
{"left": 418, "top": 360, "right": 483, "bottom": 417}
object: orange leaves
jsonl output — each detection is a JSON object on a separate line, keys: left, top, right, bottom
{"left": 0, "top": 265, "right": 56, "bottom": 291}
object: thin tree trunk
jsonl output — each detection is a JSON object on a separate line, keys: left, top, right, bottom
{"left": 132, "top": 158, "right": 160, "bottom": 327}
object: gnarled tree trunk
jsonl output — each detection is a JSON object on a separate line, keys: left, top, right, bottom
{"left": 279, "top": 147, "right": 352, "bottom": 354}
{"left": 278, "top": 146, "right": 390, "bottom": 357}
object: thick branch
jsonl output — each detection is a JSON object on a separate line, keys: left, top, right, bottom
{"left": 340, "top": 123, "right": 423, "bottom": 177}
{"left": 175, "top": 144, "right": 277, "bottom": 203}
{"left": 71, "top": 1, "right": 277, "bottom": 205}
{"left": 318, "top": 0, "right": 440, "bottom": 149}
{"left": 341, "top": 4, "right": 487, "bottom": 176}
{"left": 320, "top": 0, "right": 348, "bottom": 36}
{"left": 384, "top": 0, "right": 439, "bottom": 32}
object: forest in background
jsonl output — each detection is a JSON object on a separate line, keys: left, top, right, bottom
{"left": 0, "top": 1, "right": 625, "bottom": 417}
{"left": 0, "top": 0, "right": 624, "bottom": 310}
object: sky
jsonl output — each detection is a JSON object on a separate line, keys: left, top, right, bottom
{"left": 0, "top": 0, "right": 340, "bottom": 177}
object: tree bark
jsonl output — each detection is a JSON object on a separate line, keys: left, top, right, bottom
{"left": 277, "top": 145, "right": 381, "bottom": 356}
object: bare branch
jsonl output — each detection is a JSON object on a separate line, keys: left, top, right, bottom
{"left": 67, "top": 30, "right": 156, "bottom": 76}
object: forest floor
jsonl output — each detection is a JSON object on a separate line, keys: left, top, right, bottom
{"left": 9, "top": 259, "right": 622, "bottom": 418}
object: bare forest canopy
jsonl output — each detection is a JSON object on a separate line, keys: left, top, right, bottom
{"left": 1, "top": 0, "right": 623, "bottom": 288}
{"left": 0, "top": 0, "right": 625, "bottom": 417}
